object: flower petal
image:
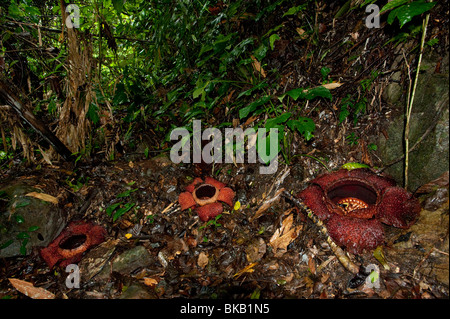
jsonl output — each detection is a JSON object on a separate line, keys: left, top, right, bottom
{"left": 178, "top": 192, "right": 197, "bottom": 210}
{"left": 298, "top": 185, "right": 334, "bottom": 221}
{"left": 313, "top": 168, "right": 396, "bottom": 195}
{"left": 185, "top": 177, "right": 204, "bottom": 193}
{"left": 377, "top": 186, "right": 421, "bottom": 228}
{"left": 217, "top": 187, "right": 235, "bottom": 207}
{"left": 196, "top": 202, "right": 223, "bottom": 222}
{"left": 204, "top": 176, "right": 226, "bottom": 190}
{"left": 326, "top": 215, "right": 384, "bottom": 255}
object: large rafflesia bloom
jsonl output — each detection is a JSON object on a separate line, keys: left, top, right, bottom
{"left": 298, "top": 168, "right": 421, "bottom": 254}
{"left": 178, "top": 176, "right": 235, "bottom": 222}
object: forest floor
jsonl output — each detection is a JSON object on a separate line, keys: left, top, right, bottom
{"left": 0, "top": 2, "right": 449, "bottom": 300}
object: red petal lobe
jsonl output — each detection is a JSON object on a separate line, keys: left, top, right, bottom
{"left": 178, "top": 192, "right": 197, "bottom": 210}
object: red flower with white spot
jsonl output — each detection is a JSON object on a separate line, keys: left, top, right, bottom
{"left": 178, "top": 176, "right": 235, "bottom": 222}
{"left": 298, "top": 168, "right": 421, "bottom": 254}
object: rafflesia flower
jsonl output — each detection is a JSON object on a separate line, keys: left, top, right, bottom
{"left": 178, "top": 176, "right": 235, "bottom": 222}
{"left": 298, "top": 168, "right": 421, "bottom": 254}
{"left": 40, "top": 221, "right": 106, "bottom": 268}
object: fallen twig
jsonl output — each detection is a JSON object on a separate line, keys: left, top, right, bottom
{"left": 282, "top": 190, "right": 359, "bottom": 274}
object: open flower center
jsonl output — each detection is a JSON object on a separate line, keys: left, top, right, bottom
{"left": 193, "top": 184, "right": 219, "bottom": 206}
{"left": 327, "top": 182, "right": 377, "bottom": 213}
{"left": 59, "top": 234, "right": 87, "bottom": 250}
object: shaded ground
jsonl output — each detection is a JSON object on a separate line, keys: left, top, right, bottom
{"left": 0, "top": 2, "right": 449, "bottom": 299}
{"left": 0, "top": 156, "right": 448, "bottom": 299}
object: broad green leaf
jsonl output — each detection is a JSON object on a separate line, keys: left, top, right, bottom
{"left": 27, "top": 226, "right": 40, "bottom": 232}
{"left": 106, "top": 202, "right": 123, "bottom": 216}
{"left": 113, "top": 202, "right": 136, "bottom": 222}
{"left": 15, "top": 200, "right": 30, "bottom": 209}
{"left": 287, "top": 117, "right": 315, "bottom": 141}
{"left": 8, "top": 3, "right": 22, "bottom": 18}
{"left": 25, "top": 6, "right": 40, "bottom": 16}
{"left": 339, "top": 105, "right": 350, "bottom": 124}
{"left": 16, "top": 232, "right": 31, "bottom": 240}
{"left": 87, "top": 103, "right": 100, "bottom": 125}
{"left": 239, "top": 96, "right": 270, "bottom": 119}
{"left": 380, "top": 0, "right": 409, "bottom": 14}
{"left": 20, "top": 239, "right": 28, "bottom": 255}
{"left": 0, "top": 240, "right": 14, "bottom": 250}
{"left": 193, "top": 86, "right": 205, "bottom": 99}
{"left": 265, "top": 113, "right": 291, "bottom": 129}
{"left": 283, "top": 4, "right": 306, "bottom": 17}
{"left": 112, "top": 0, "right": 125, "bottom": 14}
{"left": 395, "top": 2, "right": 436, "bottom": 28}
{"left": 304, "top": 86, "right": 332, "bottom": 100}
{"left": 269, "top": 34, "right": 280, "bottom": 50}
{"left": 341, "top": 162, "right": 370, "bottom": 170}
{"left": 285, "top": 88, "right": 305, "bottom": 101}
{"left": 254, "top": 43, "right": 268, "bottom": 60}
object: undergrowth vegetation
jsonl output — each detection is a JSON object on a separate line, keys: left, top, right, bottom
{"left": 0, "top": 0, "right": 439, "bottom": 167}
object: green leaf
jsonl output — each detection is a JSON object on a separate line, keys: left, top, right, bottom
{"left": 254, "top": 43, "right": 268, "bottom": 61}
{"left": 16, "top": 232, "right": 31, "bottom": 240}
{"left": 304, "top": 86, "right": 332, "bottom": 100}
{"left": 269, "top": 34, "right": 280, "bottom": 50}
{"left": 87, "top": 103, "right": 100, "bottom": 125}
{"left": 239, "top": 96, "right": 270, "bottom": 119}
{"left": 8, "top": 3, "right": 22, "bottom": 18}
{"left": 106, "top": 202, "right": 123, "bottom": 216}
{"left": 341, "top": 162, "right": 370, "bottom": 170}
{"left": 285, "top": 88, "right": 305, "bottom": 101}
{"left": 15, "top": 215, "right": 25, "bottom": 224}
{"left": 113, "top": 202, "right": 135, "bottom": 222}
{"left": 339, "top": 105, "right": 350, "bottom": 124}
{"left": 25, "top": 6, "right": 40, "bottom": 16}
{"left": 15, "top": 200, "right": 30, "bottom": 208}
{"left": 287, "top": 117, "right": 315, "bottom": 141}
{"left": 380, "top": 0, "right": 410, "bottom": 14}
{"left": 395, "top": 2, "right": 436, "bottom": 28}
{"left": 27, "top": 226, "right": 40, "bottom": 232}
{"left": 265, "top": 113, "right": 291, "bottom": 129}
{"left": 117, "top": 189, "right": 137, "bottom": 198}
{"left": 20, "top": 239, "right": 28, "bottom": 255}
{"left": 0, "top": 240, "right": 14, "bottom": 250}
{"left": 283, "top": 4, "right": 306, "bottom": 17}
{"left": 193, "top": 86, "right": 205, "bottom": 99}
{"left": 112, "top": 0, "right": 125, "bottom": 14}
{"left": 321, "top": 67, "right": 331, "bottom": 80}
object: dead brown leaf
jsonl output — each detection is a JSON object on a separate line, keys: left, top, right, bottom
{"left": 143, "top": 277, "right": 159, "bottom": 287}
{"left": 9, "top": 278, "right": 55, "bottom": 299}
{"left": 198, "top": 251, "right": 209, "bottom": 269}
{"left": 269, "top": 213, "right": 302, "bottom": 257}
{"left": 25, "top": 192, "right": 58, "bottom": 204}
{"left": 250, "top": 55, "right": 266, "bottom": 78}
{"left": 320, "top": 82, "right": 343, "bottom": 90}
{"left": 233, "top": 262, "right": 258, "bottom": 279}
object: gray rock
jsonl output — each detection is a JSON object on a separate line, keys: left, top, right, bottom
{"left": 377, "top": 52, "right": 449, "bottom": 191}
{"left": 0, "top": 182, "right": 66, "bottom": 257}
{"left": 112, "top": 245, "right": 155, "bottom": 274}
